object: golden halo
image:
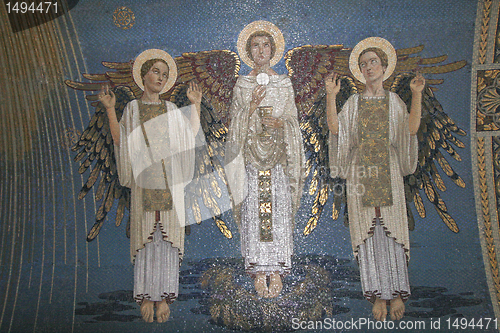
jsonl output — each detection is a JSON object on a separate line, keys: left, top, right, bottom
{"left": 237, "top": 20, "right": 285, "bottom": 68}
{"left": 348, "top": 37, "right": 397, "bottom": 84}
{"left": 132, "top": 49, "right": 177, "bottom": 94}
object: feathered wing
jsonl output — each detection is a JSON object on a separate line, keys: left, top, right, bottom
{"left": 370, "top": 46, "right": 466, "bottom": 233}
{"left": 286, "top": 45, "right": 353, "bottom": 114}
{"left": 391, "top": 73, "right": 466, "bottom": 233}
{"left": 286, "top": 44, "right": 466, "bottom": 235}
{"left": 175, "top": 50, "right": 240, "bottom": 126}
{"left": 171, "top": 50, "right": 240, "bottom": 238}
{"left": 384, "top": 47, "right": 466, "bottom": 233}
{"left": 285, "top": 45, "right": 357, "bottom": 235}
{"left": 66, "top": 63, "right": 137, "bottom": 240}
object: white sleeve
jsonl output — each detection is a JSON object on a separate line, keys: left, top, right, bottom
{"left": 115, "top": 102, "right": 134, "bottom": 188}
{"left": 391, "top": 93, "right": 418, "bottom": 176}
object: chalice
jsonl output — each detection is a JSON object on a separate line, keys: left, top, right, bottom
{"left": 258, "top": 106, "right": 273, "bottom": 138}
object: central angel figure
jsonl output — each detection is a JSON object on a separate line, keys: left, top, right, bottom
{"left": 225, "top": 21, "right": 306, "bottom": 298}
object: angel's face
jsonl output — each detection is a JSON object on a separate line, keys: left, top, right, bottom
{"left": 142, "top": 61, "right": 169, "bottom": 94}
{"left": 359, "top": 51, "right": 386, "bottom": 84}
{"left": 250, "top": 36, "right": 272, "bottom": 67}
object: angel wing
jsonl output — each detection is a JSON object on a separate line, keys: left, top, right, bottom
{"left": 66, "top": 62, "right": 137, "bottom": 240}
{"left": 175, "top": 50, "right": 240, "bottom": 126}
{"left": 391, "top": 73, "right": 466, "bottom": 232}
{"left": 285, "top": 45, "right": 356, "bottom": 234}
{"left": 286, "top": 44, "right": 466, "bottom": 235}
{"left": 171, "top": 50, "right": 241, "bottom": 238}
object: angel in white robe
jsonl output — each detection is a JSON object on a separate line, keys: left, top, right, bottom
{"left": 98, "top": 49, "right": 202, "bottom": 323}
{"left": 224, "top": 21, "right": 305, "bottom": 298}
{"left": 326, "top": 38, "right": 424, "bottom": 322}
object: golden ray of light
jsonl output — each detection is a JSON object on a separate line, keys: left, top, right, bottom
{"left": 61, "top": 4, "right": 98, "bottom": 296}
{"left": 26, "top": 22, "right": 57, "bottom": 314}
{"left": 0, "top": 15, "right": 12, "bottom": 274}
{"left": 0, "top": 177, "right": 5, "bottom": 273}
{"left": 0, "top": 28, "right": 38, "bottom": 160}
{"left": 52, "top": 16, "right": 87, "bottom": 294}
{"left": 34, "top": 58, "right": 59, "bottom": 328}
{"left": 0, "top": 172, "right": 16, "bottom": 331}
{"left": 50, "top": 12, "right": 93, "bottom": 314}
{"left": 57, "top": 2, "right": 95, "bottom": 327}
{"left": 0, "top": 22, "right": 45, "bottom": 333}
{"left": 3, "top": 0, "right": 164, "bottom": 331}
{"left": 2, "top": 5, "right": 66, "bottom": 330}
{"left": 57, "top": 8, "right": 93, "bottom": 329}
{"left": 34, "top": 10, "right": 83, "bottom": 325}
{"left": 9, "top": 165, "right": 28, "bottom": 333}
{"left": 7, "top": 18, "right": 37, "bottom": 330}
{"left": 38, "top": 13, "right": 68, "bottom": 307}
{"left": 0, "top": 10, "right": 26, "bottom": 331}
{"left": 32, "top": 111, "right": 48, "bottom": 333}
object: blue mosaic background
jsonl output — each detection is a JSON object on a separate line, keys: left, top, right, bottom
{"left": 2, "top": 0, "right": 489, "bottom": 332}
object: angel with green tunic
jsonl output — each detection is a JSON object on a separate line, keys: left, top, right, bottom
{"left": 310, "top": 37, "right": 466, "bottom": 322}
{"left": 326, "top": 37, "right": 423, "bottom": 321}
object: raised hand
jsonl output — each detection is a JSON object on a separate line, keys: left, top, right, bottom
{"left": 325, "top": 72, "right": 341, "bottom": 96}
{"left": 98, "top": 84, "right": 116, "bottom": 109}
{"left": 408, "top": 72, "right": 425, "bottom": 135}
{"left": 252, "top": 85, "right": 266, "bottom": 106}
{"left": 97, "top": 84, "right": 120, "bottom": 145}
{"left": 249, "top": 85, "right": 266, "bottom": 116}
{"left": 410, "top": 72, "right": 425, "bottom": 94}
{"left": 187, "top": 81, "right": 203, "bottom": 105}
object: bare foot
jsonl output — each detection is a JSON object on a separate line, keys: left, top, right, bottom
{"left": 390, "top": 296, "right": 405, "bottom": 321}
{"left": 156, "top": 299, "right": 170, "bottom": 323}
{"left": 254, "top": 272, "right": 268, "bottom": 297}
{"left": 267, "top": 272, "right": 282, "bottom": 298}
{"left": 140, "top": 299, "right": 154, "bottom": 323}
{"left": 372, "top": 297, "right": 387, "bottom": 321}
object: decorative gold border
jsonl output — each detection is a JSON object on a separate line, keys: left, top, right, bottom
{"left": 476, "top": 70, "right": 500, "bottom": 131}
{"left": 259, "top": 170, "right": 273, "bottom": 242}
{"left": 478, "top": 137, "right": 500, "bottom": 304}
{"left": 480, "top": 0, "right": 492, "bottom": 65}
{"left": 473, "top": 0, "right": 500, "bottom": 323}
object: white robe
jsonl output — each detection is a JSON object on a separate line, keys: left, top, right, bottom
{"left": 329, "top": 92, "right": 418, "bottom": 257}
{"left": 330, "top": 92, "right": 418, "bottom": 301}
{"left": 116, "top": 99, "right": 195, "bottom": 262}
{"left": 115, "top": 100, "right": 196, "bottom": 302}
{"left": 225, "top": 75, "right": 305, "bottom": 274}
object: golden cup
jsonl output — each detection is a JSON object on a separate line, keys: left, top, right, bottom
{"left": 258, "top": 106, "right": 273, "bottom": 137}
